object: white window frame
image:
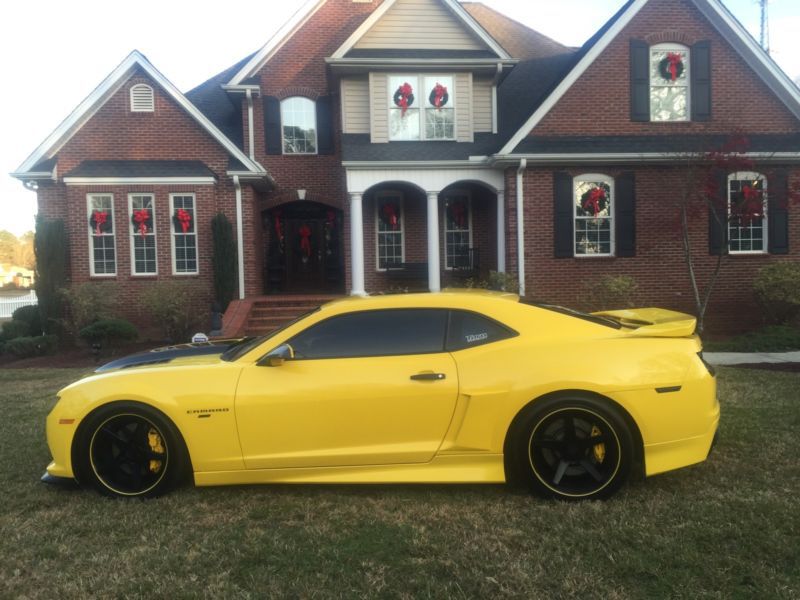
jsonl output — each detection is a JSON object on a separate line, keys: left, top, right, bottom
{"left": 87, "top": 193, "right": 117, "bottom": 277}
{"left": 169, "top": 193, "right": 199, "bottom": 275}
{"left": 388, "top": 74, "right": 455, "bottom": 142}
{"left": 280, "top": 96, "right": 318, "bottom": 155}
{"left": 727, "top": 171, "right": 768, "bottom": 255}
{"left": 128, "top": 193, "right": 157, "bottom": 276}
{"left": 573, "top": 174, "right": 615, "bottom": 258}
{"left": 649, "top": 42, "right": 691, "bottom": 122}
{"left": 442, "top": 191, "right": 473, "bottom": 270}
{"left": 375, "top": 191, "right": 405, "bottom": 271}
{"left": 130, "top": 84, "right": 155, "bottom": 112}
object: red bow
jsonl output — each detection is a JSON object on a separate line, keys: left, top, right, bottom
{"left": 739, "top": 185, "right": 763, "bottom": 225}
{"left": 133, "top": 209, "right": 150, "bottom": 237}
{"left": 92, "top": 211, "right": 108, "bottom": 235}
{"left": 583, "top": 188, "right": 606, "bottom": 217}
{"left": 398, "top": 82, "right": 413, "bottom": 116}
{"left": 666, "top": 52, "right": 682, "bottom": 81}
{"left": 382, "top": 203, "right": 398, "bottom": 229}
{"left": 299, "top": 224, "right": 312, "bottom": 257}
{"left": 432, "top": 83, "right": 448, "bottom": 109}
{"left": 449, "top": 201, "right": 467, "bottom": 228}
{"left": 176, "top": 208, "right": 192, "bottom": 233}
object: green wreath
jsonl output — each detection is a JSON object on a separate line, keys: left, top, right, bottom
{"left": 658, "top": 53, "right": 685, "bottom": 82}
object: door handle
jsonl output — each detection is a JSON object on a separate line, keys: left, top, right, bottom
{"left": 410, "top": 372, "right": 446, "bottom": 381}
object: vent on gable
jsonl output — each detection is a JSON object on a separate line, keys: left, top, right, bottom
{"left": 130, "top": 84, "right": 154, "bottom": 112}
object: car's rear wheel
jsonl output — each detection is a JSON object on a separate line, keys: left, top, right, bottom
{"left": 74, "top": 402, "right": 187, "bottom": 498}
{"left": 510, "top": 396, "right": 633, "bottom": 500}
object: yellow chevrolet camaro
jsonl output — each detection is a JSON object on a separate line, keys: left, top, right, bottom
{"left": 44, "top": 290, "right": 719, "bottom": 500}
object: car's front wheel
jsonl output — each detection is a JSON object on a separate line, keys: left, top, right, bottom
{"left": 73, "top": 402, "right": 188, "bottom": 498}
{"left": 510, "top": 396, "right": 634, "bottom": 500}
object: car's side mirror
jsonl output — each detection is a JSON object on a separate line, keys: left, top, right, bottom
{"left": 259, "top": 343, "right": 295, "bottom": 367}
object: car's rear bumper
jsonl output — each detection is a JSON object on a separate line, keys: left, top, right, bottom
{"left": 644, "top": 410, "right": 719, "bottom": 476}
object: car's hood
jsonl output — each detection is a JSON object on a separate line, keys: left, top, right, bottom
{"left": 94, "top": 339, "right": 244, "bottom": 373}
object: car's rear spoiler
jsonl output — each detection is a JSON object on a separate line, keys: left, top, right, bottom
{"left": 591, "top": 308, "right": 697, "bottom": 338}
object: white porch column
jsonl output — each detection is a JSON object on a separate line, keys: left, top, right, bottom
{"left": 426, "top": 190, "right": 441, "bottom": 293}
{"left": 349, "top": 192, "right": 366, "bottom": 296}
{"left": 496, "top": 190, "right": 506, "bottom": 273}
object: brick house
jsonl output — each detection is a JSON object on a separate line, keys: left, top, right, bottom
{"left": 12, "top": 0, "right": 800, "bottom": 335}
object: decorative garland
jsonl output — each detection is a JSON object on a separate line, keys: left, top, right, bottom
{"left": 447, "top": 200, "right": 468, "bottom": 229}
{"left": 299, "top": 224, "right": 312, "bottom": 258}
{"left": 173, "top": 208, "right": 193, "bottom": 234}
{"left": 325, "top": 209, "right": 336, "bottom": 231}
{"left": 658, "top": 52, "right": 685, "bottom": 82}
{"left": 381, "top": 202, "right": 399, "bottom": 230}
{"left": 131, "top": 208, "right": 152, "bottom": 237}
{"left": 580, "top": 186, "right": 609, "bottom": 217}
{"left": 429, "top": 82, "right": 449, "bottom": 109}
{"left": 89, "top": 210, "right": 112, "bottom": 235}
{"left": 393, "top": 82, "right": 415, "bottom": 117}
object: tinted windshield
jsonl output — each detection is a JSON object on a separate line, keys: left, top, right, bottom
{"left": 525, "top": 302, "right": 623, "bottom": 330}
{"left": 221, "top": 308, "right": 319, "bottom": 362}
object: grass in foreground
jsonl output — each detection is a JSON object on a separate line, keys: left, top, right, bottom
{"left": 703, "top": 324, "right": 800, "bottom": 352}
{"left": 0, "top": 367, "right": 798, "bottom": 598}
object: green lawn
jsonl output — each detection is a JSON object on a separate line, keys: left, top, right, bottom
{"left": 1, "top": 368, "right": 798, "bottom": 598}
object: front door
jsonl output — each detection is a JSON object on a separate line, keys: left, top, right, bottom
{"left": 285, "top": 218, "right": 324, "bottom": 292}
{"left": 234, "top": 308, "right": 458, "bottom": 469}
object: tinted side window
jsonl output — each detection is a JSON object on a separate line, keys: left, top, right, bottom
{"left": 288, "top": 309, "right": 447, "bottom": 359}
{"left": 446, "top": 310, "right": 515, "bottom": 351}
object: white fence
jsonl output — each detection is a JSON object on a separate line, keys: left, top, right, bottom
{"left": 0, "top": 290, "right": 38, "bottom": 319}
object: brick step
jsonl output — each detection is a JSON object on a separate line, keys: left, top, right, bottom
{"left": 249, "top": 305, "right": 318, "bottom": 317}
{"left": 246, "top": 315, "right": 299, "bottom": 326}
{"left": 251, "top": 296, "right": 339, "bottom": 308}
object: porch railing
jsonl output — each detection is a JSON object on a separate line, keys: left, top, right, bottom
{"left": 0, "top": 290, "right": 38, "bottom": 319}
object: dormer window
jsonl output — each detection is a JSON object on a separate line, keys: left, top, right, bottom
{"left": 649, "top": 43, "right": 689, "bottom": 122}
{"left": 130, "top": 84, "right": 154, "bottom": 112}
{"left": 388, "top": 75, "right": 454, "bottom": 141}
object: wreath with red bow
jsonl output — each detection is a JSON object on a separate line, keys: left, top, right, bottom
{"left": 299, "top": 224, "right": 312, "bottom": 258}
{"left": 658, "top": 52, "right": 685, "bottom": 82}
{"left": 393, "top": 82, "right": 415, "bottom": 117}
{"left": 429, "top": 83, "right": 449, "bottom": 109}
{"left": 447, "top": 200, "right": 468, "bottom": 229}
{"left": 173, "top": 208, "right": 193, "bottom": 233}
{"left": 732, "top": 184, "right": 764, "bottom": 226}
{"left": 579, "top": 185, "right": 610, "bottom": 217}
{"left": 89, "top": 210, "right": 113, "bottom": 235}
{"left": 131, "top": 208, "right": 153, "bottom": 237}
{"left": 380, "top": 202, "right": 400, "bottom": 230}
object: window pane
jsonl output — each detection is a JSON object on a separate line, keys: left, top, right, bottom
{"left": 173, "top": 195, "right": 198, "bottom": 272}
{"left": 649, "top": 46, "right": 689, "bottom": 122}
{"left": 425, "top": 109, "right": 454, "bottom": 140}
{"left": 447, "top": 310, "right": 515, "bottom": 351}
{"left": 651, "top": 86, "right": 688, "bottom": 121}
{"left": 574, "top": 178, "right": 613, "bottom": 256}
{"left": 289, "top": 309, "right": 447, "bottom": 359}
{"left": 389, "top": 76, "right": 420, "bottom": 140}
{"left": 424, "top": 77, "right": 453, "bottom": 108}
{"left": 377, "top": 196, "right": 403, "bottom": 268}
{"left": 728, "top": 176, "right": 766, "bottom": 252}
{"left": 444, "top": 196, "right": 470, "bottom": 269}
{"left": 281, "top": 97, "right": 317, "bottom": 154}
{"left": 389, "top": 109, "right": 420, "bottom": 140}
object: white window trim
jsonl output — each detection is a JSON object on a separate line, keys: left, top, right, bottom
{"left": 727, "top": 171, "right": 768, "bottom": 255}
{"left": 389, "top": 74, "right": 456, "bottom": 142}
{"left": 169, "top": 193, "right": 199, "bottom": 275}
{"left": 128, "top": 193, "right": 157, "bottom": 276}
{"left": 442, "top": 190, "right": 473, "bottom": 271}
{"left": 649, "top": 42, "right": 691, "bottom": 123}
{"left": 280, "top": 96, "right": 318, "bottom": 156}
{"left": 130, "top": 83, "right": 155, "bottom": 112}
{"left": 87, "top": 193, "right": 117, "bottom": 277}
{"left": 573, "top": 173, "right": 615, "bottom": 258}
{"left": 374, "top": 191, "right": 405, "bottom": 272}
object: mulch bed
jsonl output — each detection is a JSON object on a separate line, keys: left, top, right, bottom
{"left": 0, "top": 342, "right": 160, "bottom": 370}
{"left": 728, "top": 362, "right": 800, "bottom": 373}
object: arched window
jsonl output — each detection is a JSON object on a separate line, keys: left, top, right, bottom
{"left": 130, "top": 84, "right": 154, "bottom": 112}
{"left": 650, "top": 43, "right": 690, "bottom": 121}
{"left": 574, "top": 174, "right": 614, "bottom": 256}
{"left": 281, "top": 97, "right": 317, "bottom": 154}
{"left": 728, "top": 172, "right": 767, "bottom": 253}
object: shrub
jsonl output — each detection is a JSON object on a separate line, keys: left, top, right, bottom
{"left": 11, "top": 305, "right": 42, "bottom": 336}
{"left": 487, "top": 271, "right": 519, "bottom": 293}
{"left": 79, "top": 319, "right": 138, "bottom": 349}
{"left": 211, "top": 213, "right": 238, "bottom": 313}
{"left": 753, "top": 262, "right": 800, "bottom": 324}
{"left": 34, "top": 217, "right": 68, "bottom": 334}
{"left": 584, "top": 275, "right": 639, "bottom": 311}
{"left": 59, "top": 282, "right": 119, "bottom": 341}
{"left": 4, "top": 335, "right": 58, "bottom": 358}
{"left": 1, "top": 320, "right": 31, "bottom": 342}
{"left": 142, "top": 281, "right": 201, "bottom": 343}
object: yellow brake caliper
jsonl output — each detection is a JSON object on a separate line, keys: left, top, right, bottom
{"left": 147, "top": 428, "right": 165, "bottom": 473}
{"left": 591, "top": 425, "right": 606, "bottom": 463}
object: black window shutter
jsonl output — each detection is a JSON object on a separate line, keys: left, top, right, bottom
{"left": 768, "top": 170, "right": 789, "bottom": 254}
{"left": 709, "top": 172, "right": 728, "bottom": 255}
{"left": 691, "top": 41, "right": 712, "bottom": 121}
{"left": 553, "top": 172, "right": 574, "bottom": 258}
{"left": 316, "top": 95, "right": 334, "bottom": 155}
{"left": 615, "top": 172, "right": 636, "bottom": 257}
{"left": 264, "top": 96, "right": 282, "bottom": 155}
{"left": 630, "top": 40, "right": 650, "bottom": 122}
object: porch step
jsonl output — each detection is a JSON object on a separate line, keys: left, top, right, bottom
{"left": 219, "top": 295, "right": 342, "bottom": 338}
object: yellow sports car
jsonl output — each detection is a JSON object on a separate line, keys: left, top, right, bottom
{"left": 44, "top": 290, "right": 718, "bottom": 500}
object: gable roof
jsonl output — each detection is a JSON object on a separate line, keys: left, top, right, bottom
{"left": 497, "top": 0, "right": 800, "bottom": 156}
{"left": 12, "top": 51, "right": 267, "bottom": 179}
{"left": 329, "top": 0, "right": 511, "bottom": 60}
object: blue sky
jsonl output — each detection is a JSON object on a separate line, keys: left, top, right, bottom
{"left": 1, "top": 0, "right": 798, "bottom": 236}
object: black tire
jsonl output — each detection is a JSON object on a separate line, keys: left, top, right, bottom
{"left": 509, "top": 395, "right": 633, "bottom": 500}
{"left": 73, "top": 402, "right": 188, "bottom": 498}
